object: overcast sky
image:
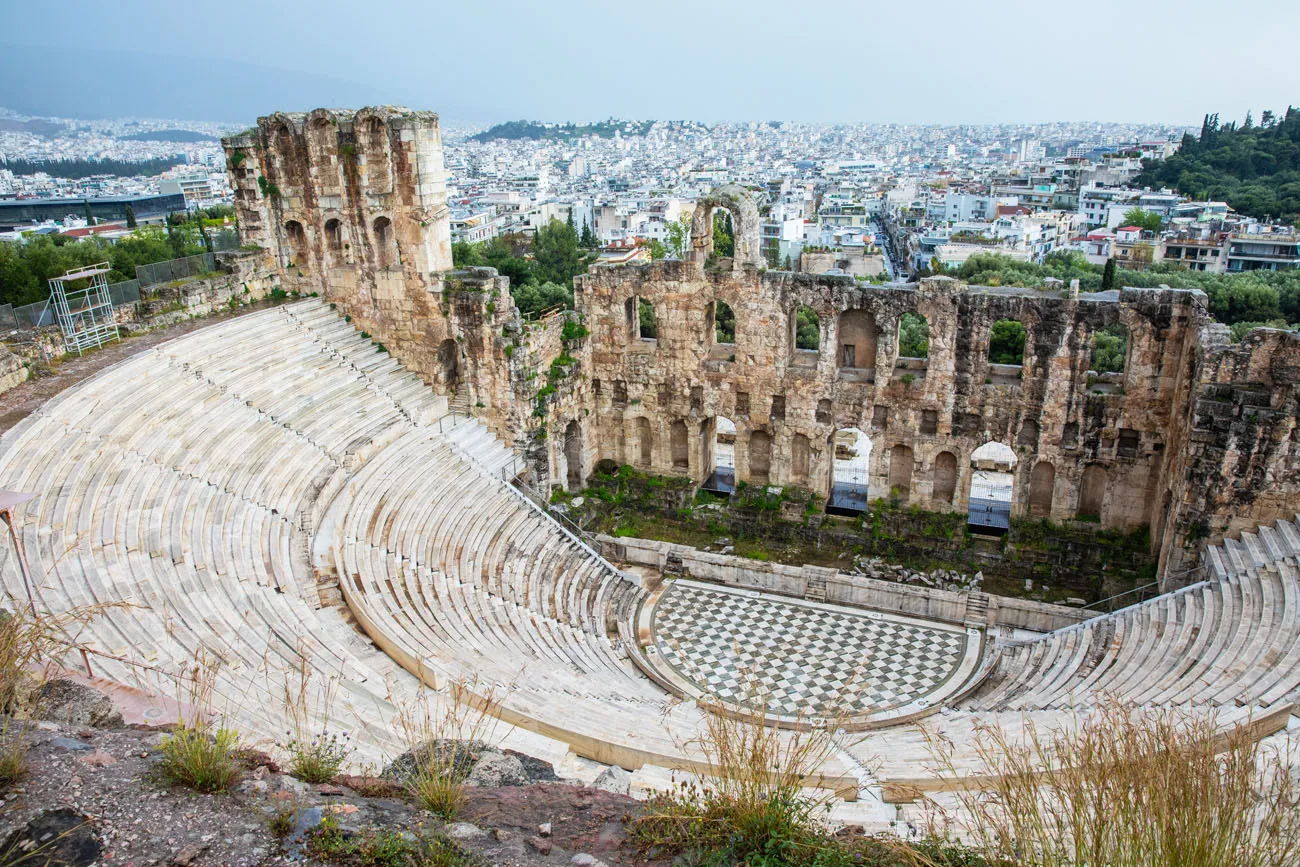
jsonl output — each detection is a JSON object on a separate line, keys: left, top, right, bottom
{"left": 4, "top": 0, "right": 1297, "bottom": 124}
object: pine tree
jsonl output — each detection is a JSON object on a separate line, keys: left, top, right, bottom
{"left": 567, "top": 208, "right": 576, "bottom": 233}
{"left": 1102, "top": 257, "right": 1117, "bottom": 291}
{"left": 83, "top": 201, "right": 94, "bottom": 227}
{"left": 125, "top": 203, "right": 137, "bottom": 229}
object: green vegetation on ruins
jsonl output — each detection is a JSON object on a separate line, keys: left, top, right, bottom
{"left": 1134, "top": 105, "right": 1300, "bottom": 221}
{"left": 452, "top": 217, "right": 596, "bottom": 318}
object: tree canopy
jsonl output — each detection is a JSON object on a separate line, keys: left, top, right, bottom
{"left": 989, "top": 320, "right": 1026, "bottom": 365}
{"left": 1133, "top": 106, "right": 1300, "bottom": 221}
{"left": 1120, "top": 208, "right": 1163, "bottom": 234}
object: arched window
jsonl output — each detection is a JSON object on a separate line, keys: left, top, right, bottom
{"left": 889, "top": 444, "right": 914, "bottom": 501}
{"left": 989, "top": 319, "right": 1026, "bottom": 367}
{"left": 324, "top": 218, "right": 345, "bottom": 267}
{"left": 933, "top": 451, "right": 958, "bottom": 505}
{"left": 792, "top": 305, "right": 820, "bottom": 360}
{"left": 708, "top": 299, "right": 735, "bottom": 355}
{"left": 711, "top": 209, "right": 734, "bottom": 260}
{"left": 815, "top": 398, "right": 832, "bottom": 425}
{"left": 968, "top": 441, "right": 1017, "bottom": 534}
{"left": 373, "top": 216, "right": 398, "bottom": 269}
{"left": 638, "top": 298, "right": 657, "bottom": 340}
{"left": 704, "top": 417, "right": 737, "bottom": 494}
{"left": 564, "top": 420, "right": 583, "bottom": 491}
{"left": 828, "top": 428, "right": 871, "bottom": 514}
{"left": 748, "top": 430, "right": 772, "bottom": 485}
{"left": 270, "top": 122, "right": 301, "bottom": 189}
{"left": 671, "top": 420, "right": 689, "bottom": 469}
{"left": 1090, "top": 323, "right": 1128, "bottom": 374}
{"left": 791, "top": 433, "right": 811, "bottom": 487}
{"left": 1029, "top": 461, "right": 1055, "bottom": 517}
{"left": 1077, "top": 464, "right": 1107, "bottom": 521}
{"left": 634, "top": 417, "right": 653, "bottom": 467}
{"left": 837, "top": 309, "right": 877, "bottom": 371}
{"left": 308, "top": 116, "right": 341, "bottom": 195}
{"left": 283, "top": 220, "right": 308, "bottom": 269}
{"left": 363, "top": 117, "right": 391, "bottom": 193}
{"left": 897, "top": 312, "right": 929, "bottom": 359}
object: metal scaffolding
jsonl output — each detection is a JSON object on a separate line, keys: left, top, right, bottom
{"left": 48, "top": 262, "right": 121, "bottom": 354}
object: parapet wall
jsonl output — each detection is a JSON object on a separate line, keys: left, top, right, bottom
{"left": 602, "top": 534, "right": 1090, "bottom": 633}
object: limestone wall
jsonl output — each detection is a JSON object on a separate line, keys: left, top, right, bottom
{"left": 566, "top": 262, "right": 1202, "bottom": 545}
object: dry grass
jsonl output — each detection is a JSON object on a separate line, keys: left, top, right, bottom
{"left": 924, "top": 700, "right": 1300, "bottom": 867}
{"left": 278, "top": 654, "right": 354, "bottom": 783}
{"left": 630, "top": 672, "right": 987, "bottom": 867}
{"left": 155, "top": 657, "right": 243, "bottom": 793}
{"left": 397, "top": 677, "right": 505, "bottom": 820}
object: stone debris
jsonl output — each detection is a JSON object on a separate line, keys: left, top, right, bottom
{"left": 850, "top": 555, "right": 984, "bottom": 592}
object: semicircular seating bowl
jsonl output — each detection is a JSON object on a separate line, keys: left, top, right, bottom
{"left": 0, "top": 297, "right": 1293, "bottom": 804}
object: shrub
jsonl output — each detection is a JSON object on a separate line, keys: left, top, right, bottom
{"left": 157, "top": 722, "right": 242, "bottom": 793}
{"left": 305, "top": 814, "right": 476, "bottom": 866}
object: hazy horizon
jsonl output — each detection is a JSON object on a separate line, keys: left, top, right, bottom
{"left": 3, "top": 0, "right": 1296, "bottom": 126}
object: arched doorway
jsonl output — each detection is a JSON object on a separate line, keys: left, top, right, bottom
{"left": 564, "top": 420, "right": 583, "bottom": 492}
{"left": 828, "top": 428, "right": 872, "bottom": 514}
{"left": 438, "top": 338, "right": 459, "bottom": 391}
{"left": 791, "top": 434, "right": 811, "bottom": 487}
{"left": 889, "top": 445, "right": 914, "bottom": 501}
{"left": 968, "top": 441, "right": 1017, "bottom": 534}
{"left": 933, "top": 451, "right": 958, "bottom": 505}
{"left": 1077, "top": 464, "right": 1107, "bottom": 521}
{"left": 702, "top": 417, "right": 737, "bottom": 494}
{"left": 670, "top": 420, "right": 689, "bottom": 469}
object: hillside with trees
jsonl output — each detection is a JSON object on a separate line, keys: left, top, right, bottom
{"left": 2, "top": 157, "right": 186, "bottom": 179}
{"left": 471, "top": 119, "right": 654, "bottom": 143}
{"left": 1134, "top": 107, "right": 1300, "bottom": 220}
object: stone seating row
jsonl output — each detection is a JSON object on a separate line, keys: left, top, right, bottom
{"left": 966, "top": 514, "right": 1300, "bottom": 712}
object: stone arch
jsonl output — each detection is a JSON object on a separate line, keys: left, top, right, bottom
{"left": 968, "top": 441, "right": 1017, "bottom": 533}
{"left": 670, "top": 420, "right": 689, "bottom": 469}
{"left": 791, "top": 433, "right": 811, "bottom": 487}
{"left": 815, "top": 398, "right": 832, "bottom": 425}
{"left": 1078, "top": 463, "right": 1107, "bottom": 520}
{"left": 933, "top": 451, "right": 958, "bottom": 505}
{"left": 791, "top": 305, "right": 820, "bottom": 366}
{"left": 306, "top": 110, "right": 342, "bottom": 196}
{"left": 689, "top": 185, "right": 763, "bottom": 268}
{"left": 889, "top": 444, "right": 914, "bottom": 501}
{"left": 283, "top": 220, "right": 309, "bottom": 269}
{"left": 748, "top": 430, "right": 772, "bottom": 485}
{"left": 354, "top": 109, "right": 392, "bottom": 194}
{"left": 633, "top": 417, "right": 653, "bottom": 467}
{"left": 564, "top": 420, "right": 583, "bottom": 492}
{"left": 372, "top": 216, "right": 399, "bottom": 269}
{"left": 323, "top": 218, "right": 346, "bottom": 267}
{"left": 705, "top": 417, "right": 736, "bottom": 493}
{"left": 1029, "top": 461, "right": 1055, "bottom": 517}
{"left": 837, "top": 309, "right": 877, "bottom": 371}
{"left": 438, "top": 338, "right": 459, "bottom": 390}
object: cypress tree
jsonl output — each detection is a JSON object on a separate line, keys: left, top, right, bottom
{"left": 1102, "top": 257, "right": 1117, "bottom": 291}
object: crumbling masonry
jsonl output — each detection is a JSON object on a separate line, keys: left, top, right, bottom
{"left": 225, "top": 108, "right": 1300, "bottom": 586}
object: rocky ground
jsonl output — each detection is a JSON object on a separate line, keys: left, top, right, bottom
{"left": 0, "top": 682, "right": 645, "bottom": 867}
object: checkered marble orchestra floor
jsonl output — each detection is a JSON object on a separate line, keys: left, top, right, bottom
{"left": 651, "top": 581, "right": 970, "bottom": 718}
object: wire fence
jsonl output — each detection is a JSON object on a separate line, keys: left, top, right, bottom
{"left": 135, "top": 252, "right": 216, "bottom": 288}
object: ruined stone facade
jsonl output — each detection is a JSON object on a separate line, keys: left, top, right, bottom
{"left": 225, "top": 108, "right": 1300, "bottom": 584}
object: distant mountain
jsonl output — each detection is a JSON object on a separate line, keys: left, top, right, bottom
{"left": 472, "top": 119, "right": 654, "bottom": 142}
{"left": 0, "top": 117, "right": 66, "bottom": 135}
{"left": 118, "top": 129, "right": 220, "bottom": 143}
{"left": 0, "top": 43, "right": 390, "bottom": 124}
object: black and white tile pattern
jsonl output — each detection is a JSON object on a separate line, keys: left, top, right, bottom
{"left": 652, "top": 582, "right": 968, "bottom": 718}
